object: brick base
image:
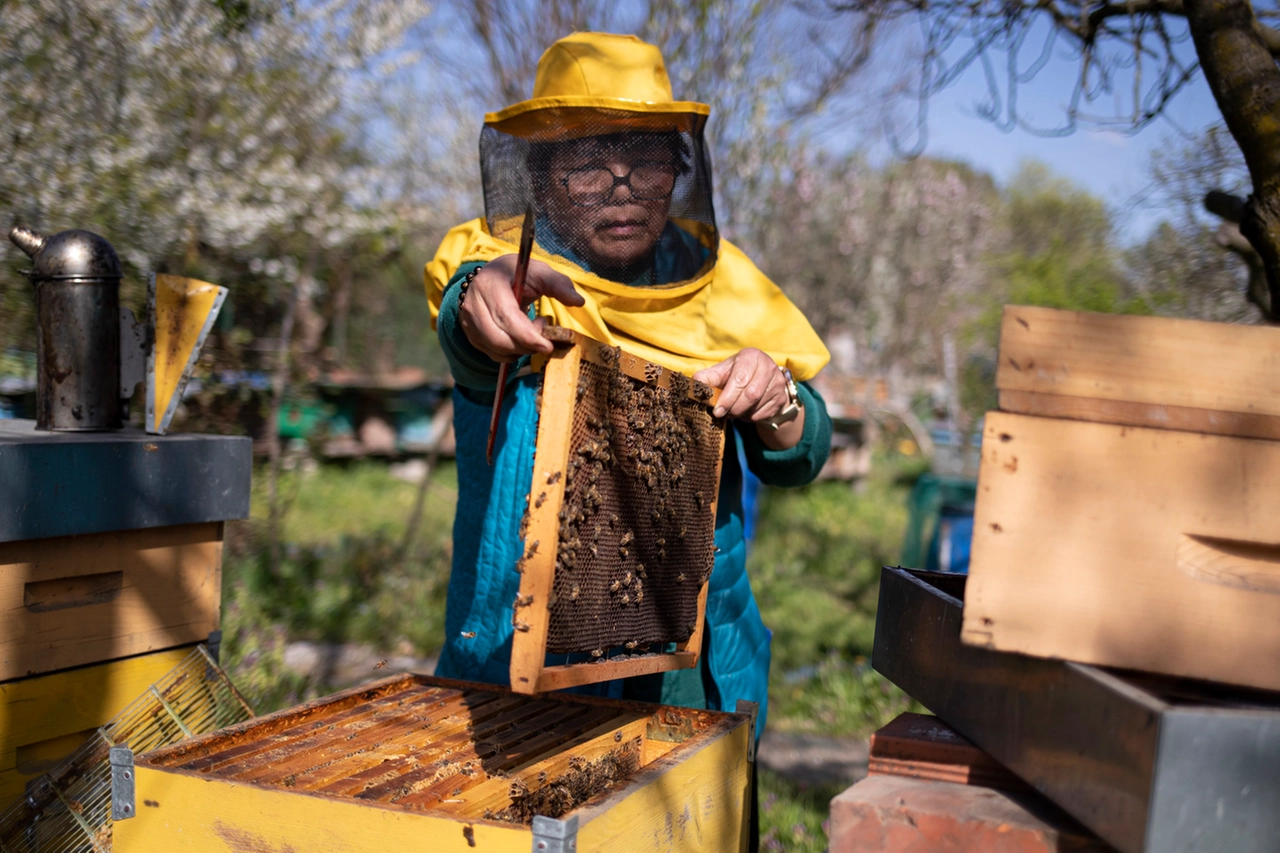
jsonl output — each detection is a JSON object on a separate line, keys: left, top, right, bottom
{"left": 828, "top": 774, "right": 1114, "bottom": 852}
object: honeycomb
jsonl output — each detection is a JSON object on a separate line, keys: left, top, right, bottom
{"left": 538, "top": 347, "right": 722, "bottom": 656}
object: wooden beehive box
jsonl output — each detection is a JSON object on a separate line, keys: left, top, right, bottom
{"left": 512, "top": 329, "right": 725, "bottom": 694}
{"left": 0, "top": 421, "right": 249, "bottom": 806}
{"left": 113, "top": 674, "right": 752, "bottom": 853}
{"left": 964, "top": 305, "right": 1280, "bottom": 691}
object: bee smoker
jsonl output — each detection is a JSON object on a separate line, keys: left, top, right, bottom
{"left": 9, "top": 226, "right": 122, "bottom": 430}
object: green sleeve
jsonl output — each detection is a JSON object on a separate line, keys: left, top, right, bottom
{"left": 737, "top": 381, "right": 832, "bottom": 487}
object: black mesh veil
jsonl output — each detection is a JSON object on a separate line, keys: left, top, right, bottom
{"left": 480, "top": 108, "right": 717, "bottom": 285}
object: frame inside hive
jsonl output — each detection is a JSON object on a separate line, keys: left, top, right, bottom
{"left": 511, "top": 328, "right": 725, "bottom": 695}
{"left": 134, "top": 674, "right": 746, "bottom": 826}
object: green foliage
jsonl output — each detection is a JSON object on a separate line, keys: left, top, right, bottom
{"left": 221, "top": 461, "right": 456, "bottom": 710}
{"left": 759, "top": 769, "right": 845, "bottom": 853}
{"left": 771, "top": 656, "right": 922, "bottom": 737}
{"left": 750, "top": 458, "right": 925, "bottom": 739}
{"left": 750, "top": 470, "right": 909, "bottom": 674}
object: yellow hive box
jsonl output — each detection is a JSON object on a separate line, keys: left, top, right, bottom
{"left": 115, "top": 674, "right": 753, "bottom": 853}
{"left": 0, "top": 646, "right": 195, "bottom": 807}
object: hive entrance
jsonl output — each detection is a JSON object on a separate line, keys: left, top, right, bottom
{"left": 511, "top": 330, "right": 724, "bottom": 693}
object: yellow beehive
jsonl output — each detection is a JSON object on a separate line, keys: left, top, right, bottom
{"left": 114, "top": 674, "right": 753, "bottom": 853}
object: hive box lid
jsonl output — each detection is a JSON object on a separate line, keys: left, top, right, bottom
{"left": 996, "top": 305, "right": 1280, "bottom": 440}
{"left": 0, "top": 420, "right": 250, "bottom": 543}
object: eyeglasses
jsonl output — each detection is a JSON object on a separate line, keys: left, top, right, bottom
{"left": 560, "top": 162, "right": 677, "bottom": 207}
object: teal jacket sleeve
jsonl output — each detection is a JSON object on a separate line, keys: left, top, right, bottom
{"left": 737, "top": 381, "right": 832, "bottom": 487}
{"left": 438, "top": 261, "right": 501, "bottom": 392}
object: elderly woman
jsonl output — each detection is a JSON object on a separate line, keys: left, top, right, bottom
{"left": 425, "top": 33, "right": 831, "bottom": 736}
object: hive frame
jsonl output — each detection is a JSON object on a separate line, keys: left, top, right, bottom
{"left": 510, "top": 329, "right": 724, "bottom": 695}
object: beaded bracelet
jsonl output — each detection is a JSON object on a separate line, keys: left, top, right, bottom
{"left": 456, "top": 264, "right": 483, "bottom": 306}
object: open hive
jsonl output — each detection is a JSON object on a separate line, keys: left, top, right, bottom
{"left": 113, "top": 674, "right": 752, "bottom": 853}
{"left": 512, "top": 329, "right": 725, "bottom": 693}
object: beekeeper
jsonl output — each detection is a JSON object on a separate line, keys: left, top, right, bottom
{"left": 424, "top": 32, "right": 832, "bottom": 735}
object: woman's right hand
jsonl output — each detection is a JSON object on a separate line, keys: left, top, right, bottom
{"left": 458, "top": 254, "right": 584, "bottom": 363}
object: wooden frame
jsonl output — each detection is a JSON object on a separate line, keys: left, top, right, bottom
{"left": 511, "top": 330, "right": 723, "bottom": 695}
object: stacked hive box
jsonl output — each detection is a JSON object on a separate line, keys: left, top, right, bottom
{"left": 0, "top": 419, "right": 249, "bottom": 806}
{"left": 963, "top": 305, "right": 1280, "bottom": 692}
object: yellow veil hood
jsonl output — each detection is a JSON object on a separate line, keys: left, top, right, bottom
{"left": 424, "top": 218, "right": 830, "bottom": 382}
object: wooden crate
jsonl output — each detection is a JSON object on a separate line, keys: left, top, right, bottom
{"left": 964, "top": 306, "right": 1280, "bottom": 691}
{"left": 512, "top": 329, "right": 725, "bottom": 694}
{"left": 0, "top": 645, "right": 196, "bottom": 807}
{"left": 114, "top": 674, "right": 752, "bottom": 853}
{"left": 995, "top": 304, "right": 1280, "bottom": 439}
{"left": 0, "top": 522, "right": 222, "bottom": 681}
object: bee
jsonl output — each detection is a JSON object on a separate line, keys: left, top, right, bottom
{"left": 635, "top": 587, "right": 644, "bottom": 603}
{"left": 677, "top": 526, "right": 687, "bottom": 540}
{"left": 526, "top": 540, "right": 540, "bottom": 558}
{"left": 620, "top": 593, "right": 631, "bottom": 604}
{"left": 677, "top": 572, "right": 686, "bottom": 583}
{"left": 547, "top": 471, "right": 562, "bottom": 485}
{"left": 624, "top": 640, "right": 639, "bottom": 650}
{"left": 623, "top": 571, "right": 632, "bottom": 586}
{"left": 513, "top": 619, "right": 531, "bottom": 633}
{"left": 514, "top": 593, "right": 534, "bottom": 607}
{"left": 534, "top": 491, "right": 547, "bottom": 509}
{"left": 570, "top": 584, "right": 580, "bottom": 600}
{"left": 619, "top": 531, "right": 634, "bottom": 547}
{"left": 374, "top": 660, "right": 387, "bottom": 669}
{"left": 609, "top": 579, "right": 622, "bottom": 593}
{"left": 460, "top": 631, "right": 477, "bottom": 639}
{"left": 591, "top": 648, "right": 604, "bottom": 658}
{"left": 610, "top": 513, "right": 620, "bottom": 527}
{"left": 618, "top": 545, "right": 629, "bottom": 559}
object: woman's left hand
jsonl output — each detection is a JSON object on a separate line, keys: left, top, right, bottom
{"left": 692, "top": 348, "right": 805, "bottom": 450}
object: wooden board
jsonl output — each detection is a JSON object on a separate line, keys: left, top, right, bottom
{"left": 995, "top": 305, "right": 1280, "bottom": 436}
{"left": 963, "top": 412, "right": 1280, "bottom": 691}
{"left": 0, "top": 645, "right": 195, "bottom": 807}
{"left": 116, "top": 674, "right": 750, "bottom": 853}
{"left": 512, "top": 330, "right": 724, "bottom": 694}
{"left": 0, "top": 523, "right": 222, "bottom": 681}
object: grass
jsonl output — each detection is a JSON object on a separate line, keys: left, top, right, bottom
{"left": 220, "top": 452, "right": 931, "bottom": 850}
{"left": 221, "top": 459, "right": 456, "bottom": 710}
{"left": 759, "top": 769, "right": 847, "bottom": 853}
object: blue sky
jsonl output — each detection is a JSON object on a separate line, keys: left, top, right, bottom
{"left": 910, "top": 44, "right": 1224, "bottom": 241}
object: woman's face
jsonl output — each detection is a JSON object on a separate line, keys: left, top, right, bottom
{"left": 541, "top": 136, "right": 677, "bottom": 275}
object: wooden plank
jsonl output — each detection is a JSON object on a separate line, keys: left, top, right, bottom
{"left": 117, "top": 764, "right": 532, "bottom": 853}
{"left": 535, "top": 651, "right": 698, "bottom": 693}
{"left": 964, "top": 412, "right": 1280, "bottom": 691}
{"left": 999, "top": 389, "right": 1280, "bottom": 440}
{"left": 995, "top": 305, "right": 1280, "bottom": 424}
{"left": 0, "top": 523, "right": 222, "bottom": 680}
{"left": 576, "top": 715, "right": 750, "bottom": 853}
{"left": 435, "top": 712, "right": 650, "bottom": 819}
{"left": 0, "top": 645, "right": 194, "bottom": 807}
{"left": 510, "top": 343, "right": 581, "bottom": 694}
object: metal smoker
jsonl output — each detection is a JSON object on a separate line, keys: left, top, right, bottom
{"left": 9, "top": 225, "right": 122, "bottom": 430}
